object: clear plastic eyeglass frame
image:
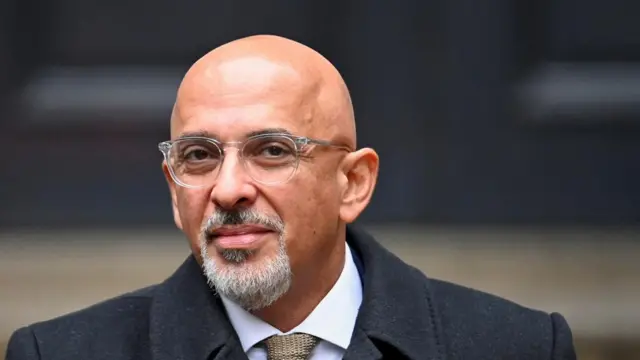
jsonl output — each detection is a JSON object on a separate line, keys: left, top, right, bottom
{"left": 158, "top": 133, "right": 351, "bottom": 188}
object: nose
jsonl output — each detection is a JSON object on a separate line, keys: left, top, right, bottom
{"left": 209, "top": 149, "right": 258, "bottom": 210}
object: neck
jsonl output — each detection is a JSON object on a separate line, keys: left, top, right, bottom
{"left": 253, "top": 241, "right": 346, "bottom": 332}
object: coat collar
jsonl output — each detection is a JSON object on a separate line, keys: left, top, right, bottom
{"left": 149, "top": 225, "right": 445, "bottom": 360}
{"left": 149, "top": 255, "right": 248, "bottom": 360}
{"left": 344, "top": 225, "right": 446, "bottom": 360}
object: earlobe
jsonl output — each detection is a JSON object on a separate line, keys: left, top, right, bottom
{"left": 339, "top": 148, "right": 379, "bottom": 223}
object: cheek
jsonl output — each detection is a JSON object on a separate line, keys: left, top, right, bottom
{"left": 176, "top": 188, "right": 211, "bottom": 242}
{"left": 276, "top": 168, "right": 341, "bottom": 259}
{"left": 281, "top": 171, "right": 338, "bottom": 223}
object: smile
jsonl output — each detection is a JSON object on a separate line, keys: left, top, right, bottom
{"left": 209, "top": 225, "right": 274, "bottom": 249}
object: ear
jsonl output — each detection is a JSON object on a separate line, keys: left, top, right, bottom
{"left": 162, "top": 161, "right": 184, "bottom": 230}
{"left": 338, "top": 148, "right": 379, "bottom": 223}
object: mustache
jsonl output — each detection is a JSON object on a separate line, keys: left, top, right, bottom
{"left": 202, "top": 209, "right": 285, "bottom": 238}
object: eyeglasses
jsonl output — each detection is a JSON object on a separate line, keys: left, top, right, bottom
{"left": 158, "top": 133, "right": 351, "bottom": 188}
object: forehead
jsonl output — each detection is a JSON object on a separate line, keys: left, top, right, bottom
{"left": 172, "top": 59, "right": 320, "bottom": 140}
{"left": 172, "top": 101, "right": 316, "bottom": 142}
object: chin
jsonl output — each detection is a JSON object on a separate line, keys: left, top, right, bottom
{"left": 203, "top": 245, "right": 268, "bottom": 272}
{"left": 200, "top": 240, "right": 293, "bottom": 309}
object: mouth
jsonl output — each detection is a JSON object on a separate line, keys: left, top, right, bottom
{"left": 208, "top": 225, "right": 275, "bottom": 249}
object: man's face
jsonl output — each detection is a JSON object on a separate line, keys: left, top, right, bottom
{"left": 166, "top": 58, "right": 345, "bottom": 310}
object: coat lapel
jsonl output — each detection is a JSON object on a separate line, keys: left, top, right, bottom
{"left": 345, "top": 225, "right": 447, "bottom": 360}
{"left": 148, "top": 227, "right": 446, "bottom": 360}
{"left": 149, "top": 255, "right": 248, "bottom": 360}
{"left": 342, "top": 326, "right": 383, "bottom": 360}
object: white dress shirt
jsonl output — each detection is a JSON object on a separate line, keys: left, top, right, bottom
{"left": 220, "top": 242, "right": 363, "bottom": 360}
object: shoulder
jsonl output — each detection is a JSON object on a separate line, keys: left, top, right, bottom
{"left": 427, "top": 277, "right": 576, "bottom": 359}
{"left": 30, "top": 284, "right": 157, "bottom": 335}
{"left": 6, "top": 285, "right": 158, "bottom": 360}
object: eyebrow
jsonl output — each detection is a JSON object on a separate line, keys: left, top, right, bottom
{"left": 245, "top": 128, "right": 292, "bottom": 138}
{"left": 177, "top": 128, "right": 293, "bottom": 140}
{"left": 177, "top": 130, "right": 217, "bottom": 139}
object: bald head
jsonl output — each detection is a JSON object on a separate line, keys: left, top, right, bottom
{"left": 164, "top": 37, "right": 379, "bottom": 318}
{"left": 172, "top": 35, "right": 356, "bottom": 148}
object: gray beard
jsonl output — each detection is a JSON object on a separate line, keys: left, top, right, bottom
{"left": 221, "top": 248, "right": 254, "bottom": 263}
{"left": 200, "top": 232, "right": 292, "bottom": 311}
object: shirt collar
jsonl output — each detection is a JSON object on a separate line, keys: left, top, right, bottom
{"left": 220, "top": 242, "right": 363, "bottom": 351}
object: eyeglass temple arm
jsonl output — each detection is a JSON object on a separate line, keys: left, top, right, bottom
{"left": 303, "top": 138, "right": 352, "bottom": 152}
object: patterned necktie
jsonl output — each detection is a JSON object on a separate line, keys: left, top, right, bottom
{"left": 263, "top": 333, "right": 319, "bottom": 360}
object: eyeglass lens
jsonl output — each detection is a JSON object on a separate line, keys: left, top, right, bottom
{"left": 167, "top": 135, "right": 299, "bottom": 186}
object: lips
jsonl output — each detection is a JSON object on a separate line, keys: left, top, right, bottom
{"left": 209, "top": 225, "right": 274, "bottom": 249}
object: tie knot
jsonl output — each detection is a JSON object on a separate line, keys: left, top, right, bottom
{"left": 263, "top": 333, "right": 319, "bottom": 360}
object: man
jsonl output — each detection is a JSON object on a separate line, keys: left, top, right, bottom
{"left": 5, "top": 35, "right": 576, "bottom": 360}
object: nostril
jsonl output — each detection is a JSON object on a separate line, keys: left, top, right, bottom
{"left": 214, "top": 197, "right": 251, "bottom": 210}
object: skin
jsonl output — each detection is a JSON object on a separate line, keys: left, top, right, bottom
{"left": 163, "top": 34, "right": 379, "bottom": 332}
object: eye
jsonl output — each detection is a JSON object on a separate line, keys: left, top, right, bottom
{"left": 260, "top": 144, "right": 289, "bottom": 158}
{"left": 184, "top": 147, "right": 213, "bottom": 161}
{"left": 174, "top": 140, "right": 221, "bottom": 164}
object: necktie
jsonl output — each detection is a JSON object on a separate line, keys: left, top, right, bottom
{"left": 263, "top": 333, "right": 319, "bottom": 360}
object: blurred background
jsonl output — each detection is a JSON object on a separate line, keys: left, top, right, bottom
{"left": 1, "top": 0, "right": 639, "bottom": 358}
